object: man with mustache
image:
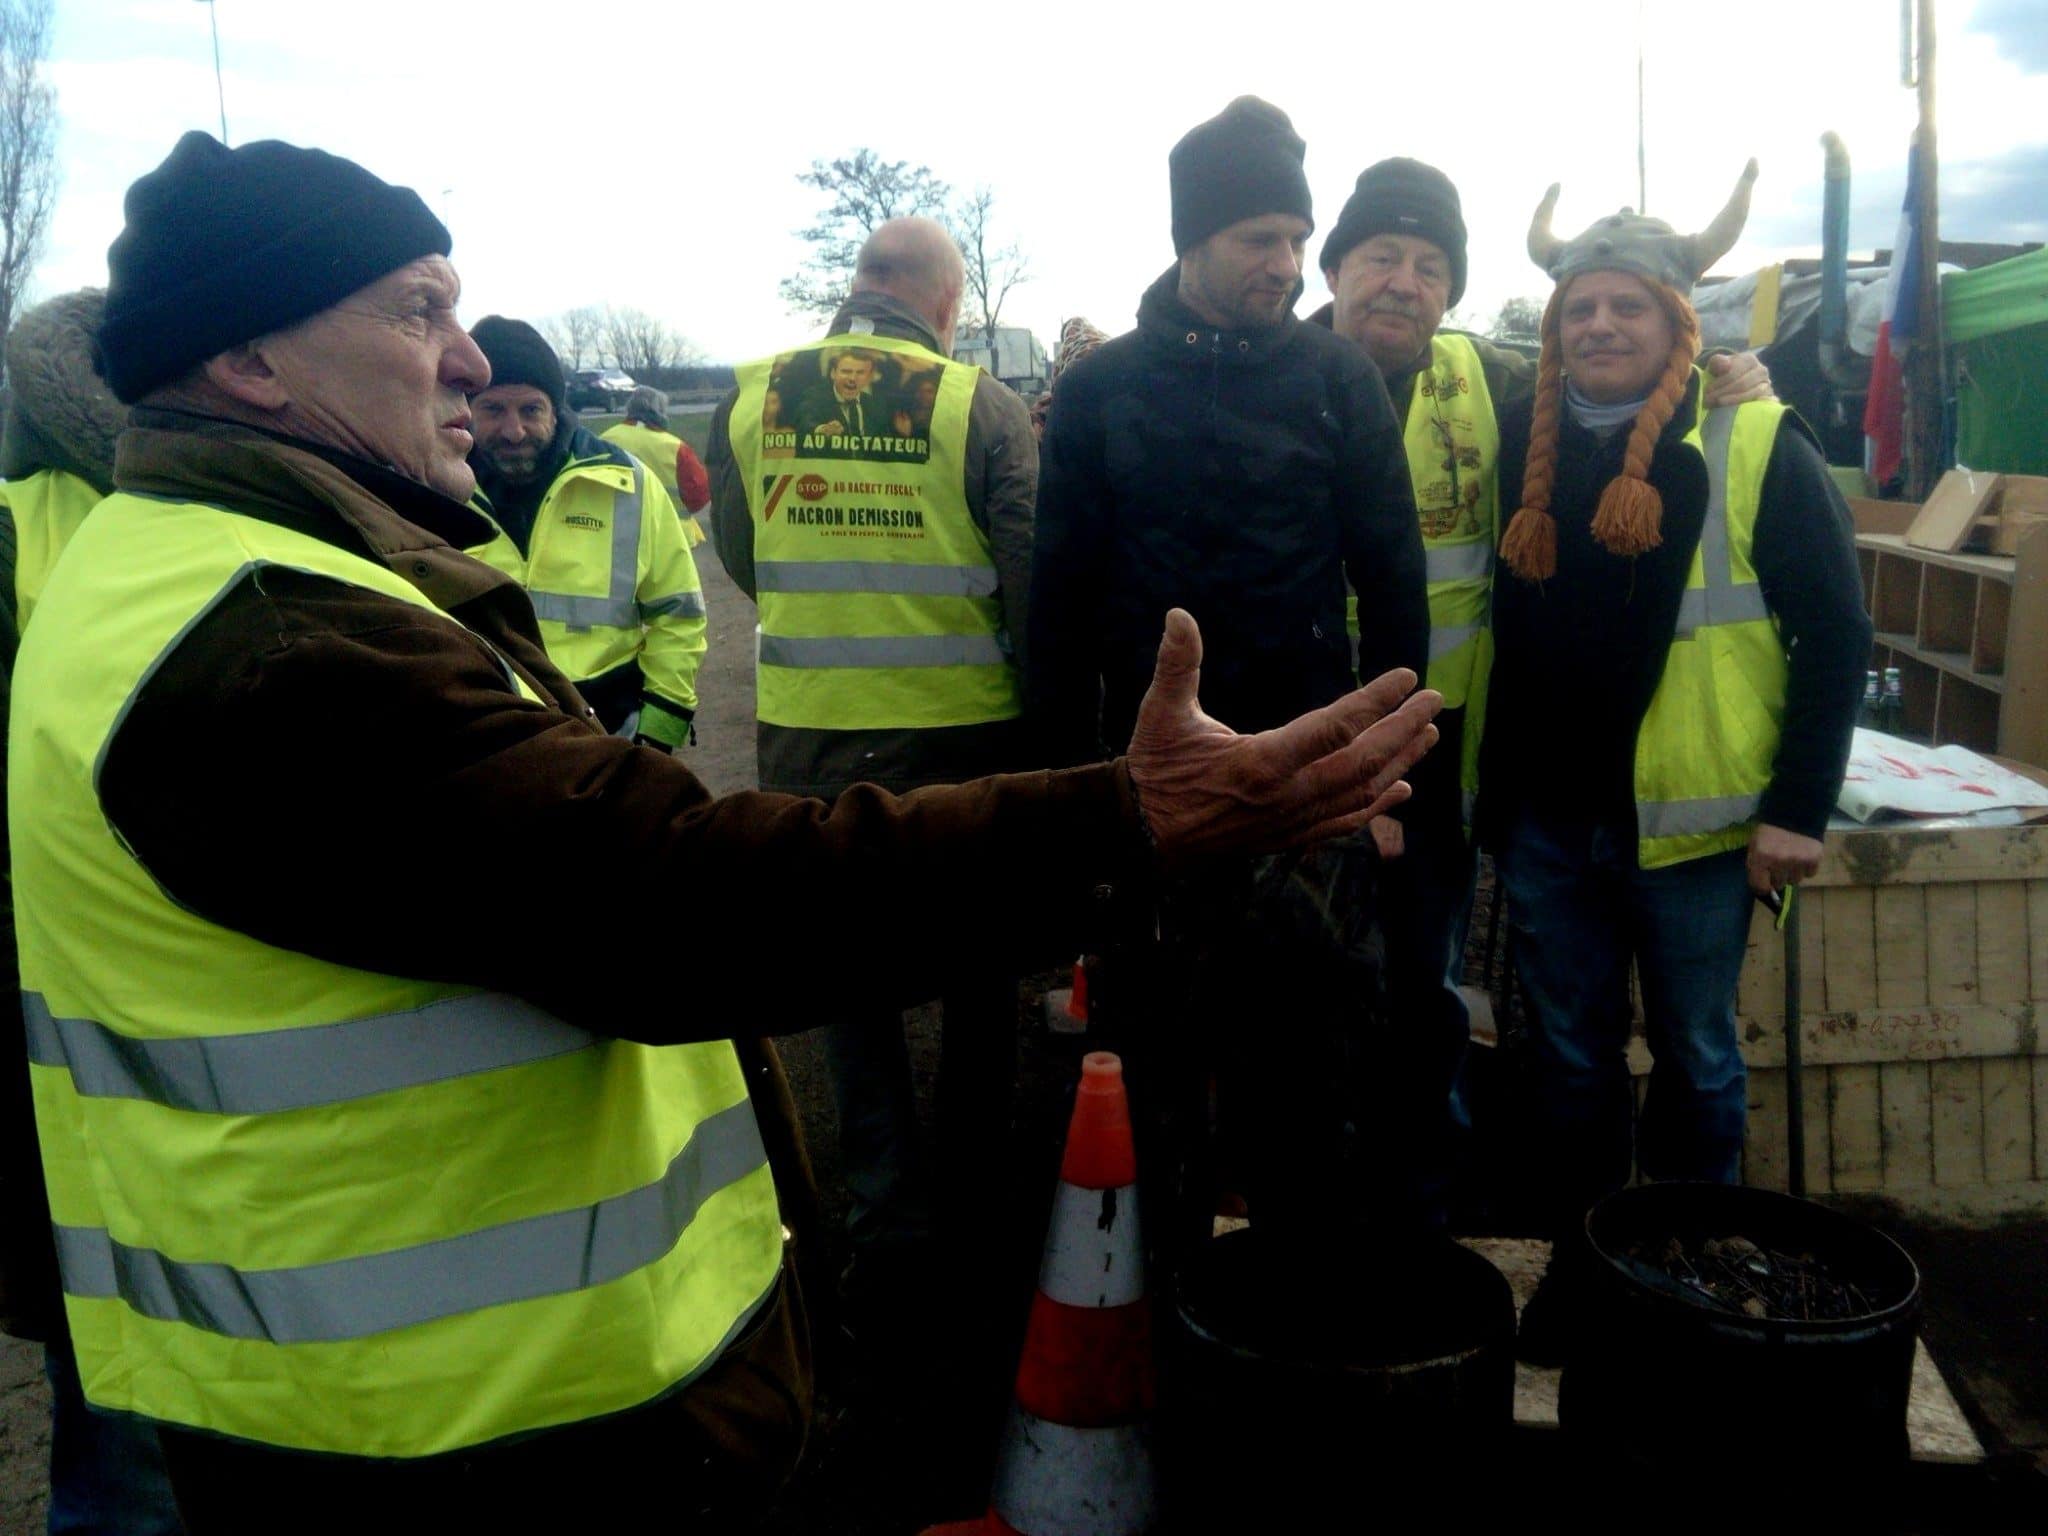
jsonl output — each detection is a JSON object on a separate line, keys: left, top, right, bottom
{"left": 1483, "top": 185, "right": 1865, "bottom": 1361}
{"left": 1307, "top": 158, "right": 1775, "bottom": 1229}
{"left": 1029, "top": 99, "right": 1429, "bottom": 1254}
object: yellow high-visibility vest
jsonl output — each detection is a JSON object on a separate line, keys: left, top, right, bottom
{"left": 602, "top": 421, "right": 686, "bottom": 501}
{"left": 2, "top": 467, "right": 102, "bottom": 628}
{"left": 728, "top": 331, "right": 1021, "bottom": 730}
{"left": 10, "top": 490, "right": 781, "bottom": 1456}
{"left": 1405, "top": 331, "right": 1499, "bottom": 716}
{"left": 1347, "top": 331, "right": 1500, "bottom": 811}
{"left": 601, "top": 422, "right": 709, "bottom": 545}
{"left": 468, "top": 447, "right": 707, "bottom": 712}
{"left": 1634, "top": 386, "right": 1793, "bottom": 868}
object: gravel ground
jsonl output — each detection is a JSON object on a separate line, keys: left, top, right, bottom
{"left": 0, "top": 1337, "right": 48, "bottom": 1533}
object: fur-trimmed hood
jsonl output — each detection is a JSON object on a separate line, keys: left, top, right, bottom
{"left": 2, "top": 288, "right": 126, "bottom": 492}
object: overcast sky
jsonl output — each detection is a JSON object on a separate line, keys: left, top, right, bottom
{"left": 39, "top": 0, "right": 2048, "bottom": 363}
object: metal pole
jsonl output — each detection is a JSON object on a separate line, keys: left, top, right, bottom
{"left": 1784, "top": 896, "right": 1806, "bottom": 1199}
{"left": 1907, "top": 0, "right": 1946, "bottom": 499}
{"left": 206, "top": 0, "right": 228, "bottom": 144}
{"left": 1636, "top": 0, "right": 1648, "bottom": 213}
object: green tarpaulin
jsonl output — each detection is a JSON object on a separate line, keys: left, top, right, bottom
{"left": 1944, "top": 248, "right": 2048, "bottom": 475}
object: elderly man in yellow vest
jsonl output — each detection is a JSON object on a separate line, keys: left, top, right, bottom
{"left": 1306, "top": 158, "right": 1774, "bottom": 1230}
{"left": 8, "top": 130, "right": 1443, "bottom": 1527}
{"left": 707, "top": 216, "right": 1039, "bottom": 1346}
{"left": 466, "top": 316, "right": 707, "bottom": 750}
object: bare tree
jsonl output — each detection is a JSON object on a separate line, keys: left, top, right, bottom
{"left": 1489, "top": 296, "right": 1546, "bottom": 343}
{"left": 538, "top": 307, "right": 608, "bottom": 371}
{"left": 557, "top": 305, "right": 598, "bottom": 370}
{"left": 0, "top": 0, "right": 57, "bottom": 347}
{"left": 537, "top": 315, "right": 573, "bottom": 367}
{"left": 780, "top": 149, "right": 949, "bottom": 319}
{"left": 950, "top": 185, "right": 1029, "bottom": 345}
{"left": 602, "top": 306, "right": 702, "bottom": 377}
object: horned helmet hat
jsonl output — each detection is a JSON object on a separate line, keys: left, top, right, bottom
{"left": 1498, "top": 161, "right": 1758, "bottom": 582}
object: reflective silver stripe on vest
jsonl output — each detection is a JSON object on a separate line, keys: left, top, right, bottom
{"left": 1637, "top": 791, "right": 1764, "bottom": 839}
{"left": 755, "top": 560, "right": 1000, "bottom": 598}
{"left": 1423, "top": 542, "right": 1493, "bottom": 585}
{"left": 640, "top": 590, "right": 706, "bottom": 620}
{"left": 529, "top": 473, "right": 643, "bottom": 633}
{"left": 757, "top": 633, "right": 1008, "bottom": 669}
{"left": 529, "top": 592, "right": 639, "bottom": 629}
{"left": 51, "top": 1097, "right": 766, "bottom": 1343}
{"left": 1429, "top": 622, "right": 1482, "bottom": 662}
{"left": 24, "top": 990, "right": 598, "bottom": 1115}
{"left": 1672, "top": 410, "right": 1770, "bottom": 640}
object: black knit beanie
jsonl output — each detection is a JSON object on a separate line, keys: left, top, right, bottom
{"left": 1169, "top": 96, "right": 1314, "bottom": 256}
{"left": 96, "top": 132, "right": 451, "bottom": 404}
{"left": 1320, "top": 158, "right": 1469, "bottom": 307}
{"left": 469, "top": 316, "right": 566, "bottom": 409}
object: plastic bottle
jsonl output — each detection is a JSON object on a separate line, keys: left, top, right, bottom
{"left": 1882, "top": 667, "right": 1906, "bottom": 738}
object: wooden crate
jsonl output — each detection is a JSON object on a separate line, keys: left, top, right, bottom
{"left": 1707, "top": 820, "right": 2048, "bottom": 1212}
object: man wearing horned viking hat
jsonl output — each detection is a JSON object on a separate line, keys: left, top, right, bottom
{"left": 1478, "top": 166, "right": 1871, "bottom": 1362}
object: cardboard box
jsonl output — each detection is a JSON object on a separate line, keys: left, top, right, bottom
{"left": 1991, "top": 475, "right": 2048, "bottom": 556}
{"left": 1907, "top": 469, "right": 2003, "bottom": 553}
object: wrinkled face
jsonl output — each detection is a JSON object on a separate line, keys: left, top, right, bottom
{"left": 830, "top": 354, "right": 874, "bottom": 400}
{"left": 258, "top": 256, "right": 487, "bottom": 501}
{"left": 1327, "top": 233, "right": 1451, "bottom": 373}
{"left": 1560, "top": 269, "right": 1676, "bottom": 405}
{"left": 1179, "top": 213, "right": 1311, "bottom": 331}
{"left": 469, "top": 384, "right": 558, "bottom": 485}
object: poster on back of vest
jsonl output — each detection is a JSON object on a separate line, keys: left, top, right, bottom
{"left": 760, "top": 343, "right": 939, "bottom": 466}
{"left": 755, "top": 342, "right": 941, "bottom": 537}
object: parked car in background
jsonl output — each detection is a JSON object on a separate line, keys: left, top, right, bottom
{"left": 950, "top": 327, "right": 1050, "bottom": 399}
{"left": 567, "top": 367, "right": 637, "bottom": 412}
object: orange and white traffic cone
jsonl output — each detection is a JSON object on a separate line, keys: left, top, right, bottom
{"left": 1066, "top": 957, "right": 1090, "bottom": 1024}
{"left": 1044, "top": 956, "right": 1090, "bottom": 1036}
{"left": 925, "top": 1050, "right": 1156, "bottom": 1536}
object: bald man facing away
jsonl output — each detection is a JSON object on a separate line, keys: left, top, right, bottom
{"left": 707, "top": 217, "right": 1038, "bottom": 1354}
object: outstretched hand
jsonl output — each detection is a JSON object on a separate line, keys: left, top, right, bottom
{"left": 1125, "top": 609, "right": 1441, "bottom": 867}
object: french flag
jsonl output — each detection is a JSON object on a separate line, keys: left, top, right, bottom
{"left": 1863, "top": 144, "right": 1925, "bottom": 488}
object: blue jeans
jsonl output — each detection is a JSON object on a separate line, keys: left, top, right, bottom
{"left": 42, "top": 1330, "right": 183, "bottom": 1535}
{"left": 1495, "top": 811, "right": 1754, "bottom": 1231}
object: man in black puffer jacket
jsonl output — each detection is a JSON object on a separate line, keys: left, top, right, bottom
{"left": 1030, "top": 99, "right": 1427, "bottom": 760}
{"left": 1028, "top": 96, "right": 1432, "bottom": 1256}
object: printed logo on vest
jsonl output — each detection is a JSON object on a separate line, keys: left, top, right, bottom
{"left": 563, "top": 513, "right": 604, "bottom": 530}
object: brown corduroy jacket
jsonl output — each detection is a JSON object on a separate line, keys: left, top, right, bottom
{"left": 46, "top": 410, "right": 1152, "bottom": 1500}
{"left": 98, "top": 412, "right": 1146, "bottom": 1038}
